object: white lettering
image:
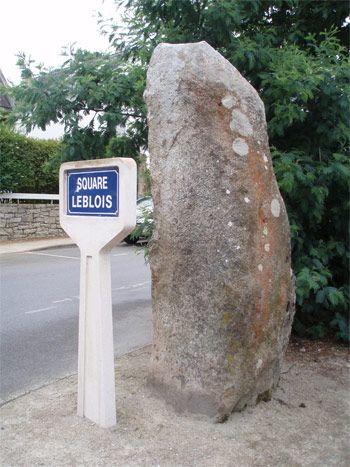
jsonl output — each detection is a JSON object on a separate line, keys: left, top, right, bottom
{"left": 94, "top": 195, "right": 102, "bottom": 209}
{"left": 76, "top": 178, "right": 82, "bottom": 193}
{"left": 75, "top": 175, "right": 111, "bottom": 193}
{"left": 105, "top": 195, "right": 112, "bottom": 209}
{"left": 71, "top": 190, "right": 114, "bottom": 211}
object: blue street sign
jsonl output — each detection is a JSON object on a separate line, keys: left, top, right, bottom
{"left": 67, "top": 168, "right": 119, "bottom": 217}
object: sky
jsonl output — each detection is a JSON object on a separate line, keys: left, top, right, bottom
{"left": 1, "top": 0, "right": 121, "bottom": 138}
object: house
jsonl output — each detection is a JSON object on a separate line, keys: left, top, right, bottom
{"left": 0, "top": 69, "right": 13, "bottom": 111}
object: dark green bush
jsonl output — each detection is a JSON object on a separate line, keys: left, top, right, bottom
{"left": 0, "top": 125, "right": 60, "bottom": 193}
{"left": 263, "top": 32, "right": 349, "bottom": 342}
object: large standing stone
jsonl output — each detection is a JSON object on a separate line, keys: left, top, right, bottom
{"left": 144, "top": 42, "right": 295, "bottom": 421}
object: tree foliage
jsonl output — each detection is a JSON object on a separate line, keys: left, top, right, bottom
{"left": 0, "top": 125, "right": 60, "bottom": 193}
{"left": 4, "top": 49, "right": 146, "bottom": 161}
{"left": 3, "top": 0, "right": 349, "bottom": 340}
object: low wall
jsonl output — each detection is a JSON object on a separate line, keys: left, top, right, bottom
{"left": 0, "top": 204, "right": 66, "bottom": 241}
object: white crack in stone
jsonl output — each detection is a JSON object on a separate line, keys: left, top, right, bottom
{"left": 232, "top": 137, "right": 249, "bottom": 156}
{"left": 258, "top": 264, "right": 263, "bottom": 272}
{"left": 221, "top": 95, "right": 236, "bottom": 109}
{"left": 230, "top": 110, "right": 253, "bottom": 137}
{"left": 271, "top": 198, "right": 281, "bottom": 218}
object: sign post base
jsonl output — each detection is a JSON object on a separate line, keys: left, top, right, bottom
{"left": 77, "top": 249, "right": 116, "bottom": 427}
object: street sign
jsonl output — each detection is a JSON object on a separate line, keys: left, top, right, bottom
{"left": 59, "top": 158, "right": 137, "bottom": 428}
{"left": 67, "top": 168, "right": 119, "bottom": 217}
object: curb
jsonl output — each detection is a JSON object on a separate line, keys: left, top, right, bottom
{"left": 0, "top": 237, "right": 75, "bottom": 254}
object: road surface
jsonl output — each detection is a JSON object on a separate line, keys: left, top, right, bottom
{"left": 0, "top": 243, "right": 152, "bottom": 403}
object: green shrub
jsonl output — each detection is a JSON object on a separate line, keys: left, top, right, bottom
{"left": 0, "top": 125, "right": 61, "bottom": 193}
{"left": 265, "top": 34, "right": 350, "bottom": 342}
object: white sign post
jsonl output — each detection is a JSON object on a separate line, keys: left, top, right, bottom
{"left": 59, "top": 157, "right": 137, "bottom": 428}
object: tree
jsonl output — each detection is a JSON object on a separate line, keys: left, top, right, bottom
{"left": 3, "top": 48, "right": 147, "bottom": 161}
{"left": 3, "top": 0, "right": 349, "bottom": 340}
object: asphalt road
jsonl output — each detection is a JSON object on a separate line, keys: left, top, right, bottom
{"left": 0, "top": 243, "right": 152, "bottom": 404}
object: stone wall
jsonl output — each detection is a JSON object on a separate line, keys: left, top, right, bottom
{"left": 0, "top": 204, "right": 66, "bottom": 241}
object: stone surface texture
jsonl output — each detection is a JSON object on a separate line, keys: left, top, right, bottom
{"left": 0, "top": 204, "right": 65, "bottom": 241}
{"left": 145, "top": 41, "right": 295, "bottom": 421}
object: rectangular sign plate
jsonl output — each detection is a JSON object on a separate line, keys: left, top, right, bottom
{"left": 67, "top": 168, "right": 119, "bottom": 217}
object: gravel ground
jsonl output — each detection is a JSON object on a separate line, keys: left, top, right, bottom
{"left": 1, "top": 339, "right": 349, "bottom": 466}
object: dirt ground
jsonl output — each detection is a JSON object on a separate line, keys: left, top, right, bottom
{"left": 1, "top": 338, "right": 349, "bottom": 466}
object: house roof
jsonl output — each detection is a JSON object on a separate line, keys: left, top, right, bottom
{"left": 0, "top": 69, "right": 13, "bottom": 111}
